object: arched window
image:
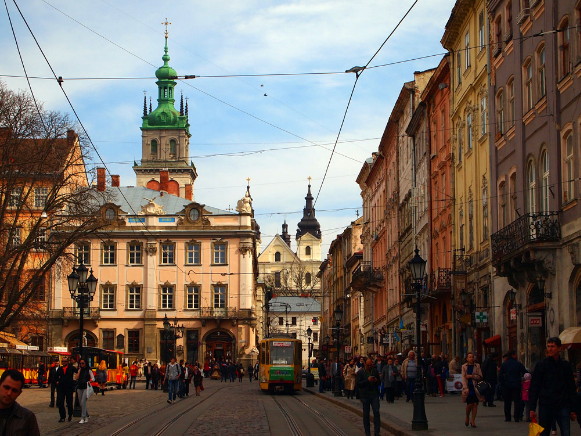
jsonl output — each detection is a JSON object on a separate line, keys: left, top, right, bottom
{"left": 564, "top": 132, "right": 575, "bottom": 202}
{"left": 509, "top": 172, "right": 517, "bottom": 223}
{"left": 169, "top": 139, "right": 177, "bottom": 156}
{"left": 457, "top": 123, "right": 464, "bottom": 162}
{"left": 305, "top": 273, "right": 312, "bottom": 286}
{"left": 523, "top": 58, "right": 533, "bottom": 112}
{"left": 305, "top": 246, "right": 311, "bottom": 256}
{"left": 480, "top": 94, "right": 487, "bottom": 136}
{"left": 540, "top": 150, "right": 549, "bottom": 213}
{"left": 507, "top": 78, "right": 515, "bottom": 128}
{"left": 150, "top": 139, "right": 158, "bottom": 156}
{"left": 466, "top": 112, "right": 473, "bottom": 150}
{"left": 274, "top": 251, "right": 281, "bottom": 262}
{"left": 496, "top": 89, "right": 505, "bottom": 135}
{"left": 499, "top": 180, "right": 507, "bottom": 229}
{"left": 527, "top": 160, "right": 536, "bottom": 214}
{"left": 105, "top": 208, "right": 116, "bottom": 221}
{"left": 558, "top": 17, "right": 571, "bottom": 78}
{"left": 536, "top": 44, "right": 546, "bottom": 98}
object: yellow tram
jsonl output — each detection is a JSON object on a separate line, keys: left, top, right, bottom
{"left": 259, "top": 337, "right": 302, "bottom": 393}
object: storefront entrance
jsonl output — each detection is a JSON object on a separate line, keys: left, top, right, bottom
{"left": 204, "top": 330, "right": 234, "bottom": 362}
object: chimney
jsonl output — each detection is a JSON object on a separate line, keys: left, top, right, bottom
{"left": 97, "top": 167, "right": 106, "bottom": 192}
{"left": 185, "top": 184, "right": 193, "bottom": 200}
{"left": 160, "top": 170, "right": 169, "bottom": 192}
{"left": 111, "top": 175, "right": 120, "bottom": 187}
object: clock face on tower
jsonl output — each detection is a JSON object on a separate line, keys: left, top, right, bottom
{"left": 188, "top": 208, "right": 200, "bottom": 222}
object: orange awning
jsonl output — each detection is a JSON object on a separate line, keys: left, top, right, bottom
{"left": 484, "top": 335, "right": 501, "bottom": 346}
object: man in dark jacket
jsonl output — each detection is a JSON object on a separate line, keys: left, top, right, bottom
{"left": 356, "top": 358, "right": 381, "bottom": 436}
{"left": 47, "top": 361, "right": 60, "bottom": 407}
{"left": 0, "top": 369, "right": 40, "bottom": 436}
{"left": 499, "top": 350, "right": 526, "bottom": 422}
{"left": 317, "top": 359, "right": 327, "bottom": 393}
{"left": 55, "top": 356, "right": 78, "bottom": 422}
{"left": 529, "top": 337, "right": 577, "bottom": 436}
{"left": 482, "top": 352, "right": 498, "bottom": 407}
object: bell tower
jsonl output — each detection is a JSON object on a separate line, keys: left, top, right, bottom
{"left": 133, "top": 21, "right": 197, "bottom": 199}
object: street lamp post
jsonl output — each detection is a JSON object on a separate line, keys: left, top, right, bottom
{"left": 162, "top": 314, "right": 185, "bottom": 363}
{"left": 306, "top": 326, "right": 315, "bottom": 387}
{"left": 409, "top": 248, "right": 428, "bottom": 431}
{"left": 67, "top": 262, "right": 97, "bottom": 418}
{"left": 67, "top": 263, "right": 98, "bottom": 361}
{"left": 332, "top": 306, "right": 343, "bottom": 397}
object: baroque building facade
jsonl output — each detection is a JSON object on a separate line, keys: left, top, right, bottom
{"left": 48, "top": 37, "right": 260, "bottom": 366}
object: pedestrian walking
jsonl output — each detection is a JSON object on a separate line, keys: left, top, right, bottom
{"left": 317, "top": 359, "right": 327, "bottom": 393}
{"left": 144, "top": 362, "right": 152, "bottom": 390}
{"left": 0, "top": 369, "right": 40, "bottom": 435}
{"left": 461, "top": 352, "right": 483, "bottom": 428}
{"left": 521, "top": 372, "right": 532, "bottom": 421}
{"left": 402, "top": 350, "right": 418, "bottom": 402}
{"left": 47, "top": 360, "right": 59, "bottom": 407}
{"left": 192, "top": 365, "right": 204, "bottom": 396}
{"left": 164, "top": 357, "right": 180, "bottom": 404}
{"left": 151, "top": 363, "right": 160, "bottom": 390}
{"left": 96, "top": 360, "right": 107, "bottom": 396}
{"left": 247, "top": 364, "right": 254, "bottom": 382}
{"left": 343, "top": 359, "right": 357, "bottom": 399}
{"left": 529, "top": 337, "right": 577, "bottom": 436}
{"left": 129, "top": 361, "right": 138, "bottom": 389}
{"left": 481, "top": 352, "right": 498, "bottom": 407}
{"left": 381, "top": 357, "right": 398, "bottom": 403}
{"left": 37, "top": 359, "right": 46, "bottom": 388}
{"left": 356, "top": 358, "right": 381, "bottom": 436}
{"left": 73, "top": 358, "right": 95, "bottom": 424}
{"left": 55, "top": 356, "right": 77, "bottom": 422}
{"left": 498, "top": 350, "right": 526, "bottom": 422}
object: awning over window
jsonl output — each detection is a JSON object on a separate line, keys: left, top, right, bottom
{"left": 484, "top": 334, "right": 501, "bottom": 346}
{"left": 559, "top": 327, "right": 581, "bottom": 345}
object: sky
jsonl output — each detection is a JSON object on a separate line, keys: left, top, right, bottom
{"left": 0, "top": 0, "right": 456, "bottom": 258}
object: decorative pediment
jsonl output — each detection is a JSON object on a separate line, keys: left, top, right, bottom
{"left": 140, "top": 198, "right": 165, "bottom": 215}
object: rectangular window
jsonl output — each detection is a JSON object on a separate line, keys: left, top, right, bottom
{"left": 101, "top": 285, "right": 115, "bottom": 310}
{"left": 160, "top": 286, "right": 174, "bottom": 309}
{"left": 525, "top": 61, "right": 533, "bottom": 111}
{"left": 185, "top": 242, "right": 201, "bottom": 265}
{"left": 478, "top": 11, "right": 485, "bottom": 50}
{"left": 34, "top": 187, "right": 48, "bottom": 209}
{"left": 76, "top": 242, "right": 91, "bottom": 265}
{"left": 466, "top": 113, "right": 473, "bottom": 150}
{"left": 128, "top": 243, "right": 142, "bottom": 265}
{"left": 161, "top": 242, "right": 175, "bottom": 265}
{"left": 291, "top": 317, "right": 297, "bottom": 326}
{"left": 313, "top": 332, "right": 319, "bottom": 342}
{"left": 456, "top": 51, "right": 462, "bottom": 84}
{"left": 279, "top": 317, "right": 284, "bottom": 326}
{"left": 32, "top": 278, "right": 45, "bottom": 301}
{"left": 10, "top": 227, "right": 21, "bottom": 248}
{"left": 507, "top": 80, "right": 515, "bottom": 128}
{"left": 480, "top": 96, "right": 487, "bottom": 135}
{"left": 128, "top": 286, "right": 141, "bottom": 310}
{"left": 34, "top": 228, "right": 47, "bottom": 250}
{"left": 213, "top": 242, "right": 227, "bottom": 265}
{"left": 464, "top": 32, "right": 470, "bottom": 68}
{"left": 538, "top": 47, "right": 546, "bottom": 98}
{"left": 213, "top": 285, "right": 226, "bottom": 309}
{"left": 102, "top": 330, "right": 114, "bottom": 350}
{"left": 186, "top": 285, "right": 200, "bottom": 310}
{"left": 497, "top": 91, "right": 505, "bottom": 135}
{"left": 102, "top": 243, "right": 116, "bottom": 265}
{"left": 8, "top": 187, "right": 22, "bottom": 208}
{"left": 312, "top": 317, "right": 318, "bottom": 325}
{"left": 127, "top": 330, "right": 140, "bottom": 354}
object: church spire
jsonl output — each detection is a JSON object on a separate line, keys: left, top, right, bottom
{"left": 296, "top": 177, "right": 321, "bottom": 240}
{"left": 281, "top": 221, "right": 291, "bottom": 247}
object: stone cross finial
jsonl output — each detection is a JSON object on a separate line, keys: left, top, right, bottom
{"left": 308, "top": 176, "right": 312, "bottom": 185}
{"left": 246, "top": 177, "right": 251, "bottom": 186}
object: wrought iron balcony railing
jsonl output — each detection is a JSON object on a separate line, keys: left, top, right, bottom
{"left": 430, "top": 268, "right": 451, "bottom": 294}
{"left": 350, "top": 261, "right": 384, "bottom": 292}
{"left": 491, "top": 211, "right": 561, "bottom": 262}
{"left": 63, "top": 307, "right": 100, "bottom": 319}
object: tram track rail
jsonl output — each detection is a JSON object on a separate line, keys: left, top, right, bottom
{"left": 272, "top": 395, "right": 304, "bottom": 436}
{"left": 291, "top": 395, "right": 350, "bottom": 436}
{"left": 108, "top": 386, "right": 225, "bottom": 436}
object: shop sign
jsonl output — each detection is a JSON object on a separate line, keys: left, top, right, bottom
{"left": 475, "top": 312, "right": 488, "bottom": 324}
{"left": 344, "top": 346, "right": 351, "bottom": 353}
{"left": 529, "top": 316, "right": 543, "bottom": 327}
{"left": 510, "top": 308, "right": 517, "bottom": 320}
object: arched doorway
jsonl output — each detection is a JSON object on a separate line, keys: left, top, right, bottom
{"left": 504, "top": 292, "right": 517, "bottom": 352}
{"left": 65, "top": 330, "right": 97, "bottom": 351}
{"left": 527, "top": 284, "right": 545, "bottom": 369}
{"left": 204, "top": 330, "right": 234, "bottom": 362}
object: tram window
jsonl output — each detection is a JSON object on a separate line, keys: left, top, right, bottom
{"left": 0, "top": 358, "right": 7, "bottom": 368}
{"left": 270, "top": 342, "right": 294, "bottom": 365}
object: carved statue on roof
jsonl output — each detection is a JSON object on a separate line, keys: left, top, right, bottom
{"left": 236, "top": 179, "right": 253, "bottom": 214}
{"left": 140, "top": 198, "right": 165, "bottom": 215}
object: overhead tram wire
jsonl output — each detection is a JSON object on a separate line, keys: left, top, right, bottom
{"left": 313, "top": 0, "right": 420, "bottom": 206}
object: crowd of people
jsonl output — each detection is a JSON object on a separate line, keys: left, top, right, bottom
{"left": 312, "top": 337, "right": 581, "bottom": 436}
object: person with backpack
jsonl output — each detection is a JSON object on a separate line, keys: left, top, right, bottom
{"left": 164, "top": 358, "right": 180, "bottom": 404}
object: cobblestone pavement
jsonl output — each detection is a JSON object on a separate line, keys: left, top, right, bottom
{"left": 18, "top": 379, "right": 387, "bottom": 435}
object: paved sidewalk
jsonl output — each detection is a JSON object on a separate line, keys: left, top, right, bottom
{"left": 303, "top": 382, "right": 581, "bottom": 435}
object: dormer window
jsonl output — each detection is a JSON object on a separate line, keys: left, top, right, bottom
{"left": 105, "top": 208, "right": 116, "bottom": 221}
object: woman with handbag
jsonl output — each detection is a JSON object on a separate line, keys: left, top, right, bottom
{"left": 461, "top": 352, "right": 484, "bottom": 428}
{"left": 73, "top": 359, "right": 95, "bottom": 424}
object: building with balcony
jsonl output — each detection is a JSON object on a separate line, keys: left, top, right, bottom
{"left": 48, "top": 37, "right": 260, "bottom": 366}
{"left": 488, "top": 0, "right": 581, "bottom": 368}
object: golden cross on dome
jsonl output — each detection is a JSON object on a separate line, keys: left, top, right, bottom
{"left": 162, "top": 18, "right": 172, "bottom": 38}
{"left": 246, "top": 177, "right": 251, "bottom": 186}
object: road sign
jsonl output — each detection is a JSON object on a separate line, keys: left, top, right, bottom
{"left": 475, "top": 312, "right": 488, "bottom": 324}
